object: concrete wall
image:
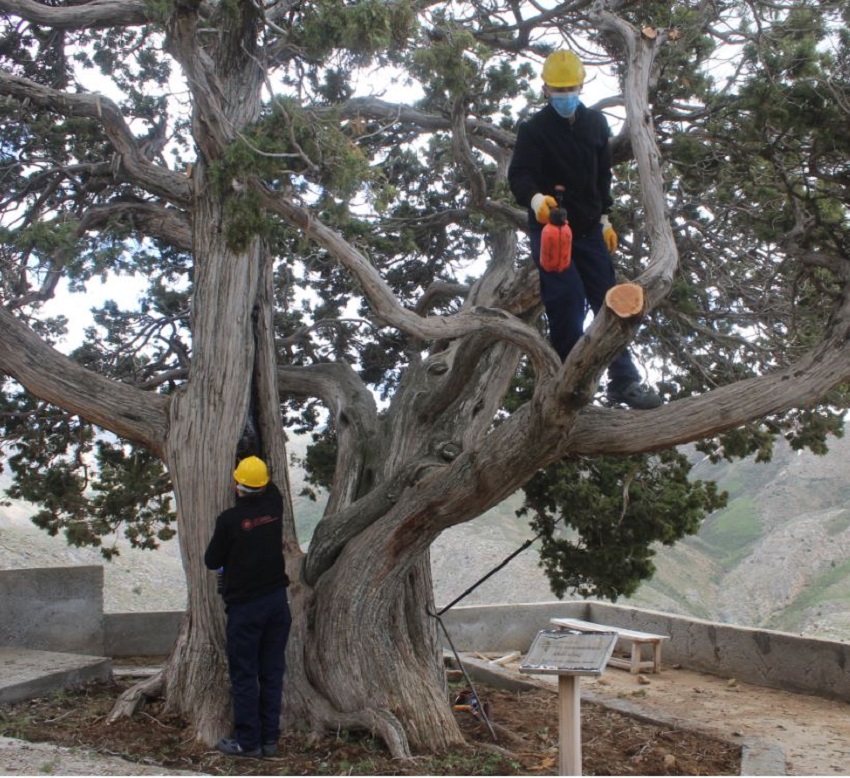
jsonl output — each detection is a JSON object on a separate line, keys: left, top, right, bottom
{"left": 585, "top": 600, "right": 850, "bottom": 702}
{"left": 104, "top": 611, "right": 182, "bottom": 657}
{"left": 0, "top": 566, "right": 104, "bottom": 655}
{"left": 441, "top": 600, "right": 850, "bottom": 704}
{"left": 438, "top": 600, "right": 587, "bottom": 653}
{"left": 4, "top": 566, "right": 850, "bottom": 705}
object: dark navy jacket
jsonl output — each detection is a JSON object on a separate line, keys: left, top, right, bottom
{"left": 508, "top": 102, "right": 614, "bottom": 238}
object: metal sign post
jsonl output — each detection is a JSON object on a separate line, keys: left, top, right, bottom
{"left": 520, "top": 629, "right": 618, "bottom": 776}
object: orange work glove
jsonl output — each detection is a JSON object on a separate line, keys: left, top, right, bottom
{"left": 600, "top": 214, "right": 618, "bottom": 253}
{"left": 531, "top": 193, "right": 559, "bottom": 225}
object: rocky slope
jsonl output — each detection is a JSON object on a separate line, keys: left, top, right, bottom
{"left": 627, "top": 435, "right": 850, "bottom": 639}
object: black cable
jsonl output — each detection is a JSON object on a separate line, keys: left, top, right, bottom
{"left": 429, "top": 518, "right": 561, "bottom": 742}
{"left": 430, "top": 609, "right": 498, "bottom": 741}
{"left": 437, "top": 537, "right": 536, "bottom": 616}
{"left": 437, "top": 516, "right": 561, "bottom": 616}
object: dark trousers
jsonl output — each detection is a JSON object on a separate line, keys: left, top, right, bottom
{"left": 530, "top": 224, "right": 640, "bottom": 387}
{"left": 225, "top": 587, "right": 292, "bottom": 750}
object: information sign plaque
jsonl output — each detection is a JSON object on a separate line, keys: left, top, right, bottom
{"left": 520, "top": 629, "right": 618, "bottom": 676}
{"left": 519, "top": 629, "right": 619, "bottom": 775}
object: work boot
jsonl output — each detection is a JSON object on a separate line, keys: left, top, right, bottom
{"left": 262, "top": 742, "right": 279, "bottom": 757}
{"left": 216, "top": 737, "right": 262, "bottom": 758}
{"left": 607, "top": 381, "right": 662, "bottom": 410}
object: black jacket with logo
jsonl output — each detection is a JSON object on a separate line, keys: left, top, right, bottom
{"left": 508, "top": 102, "right": 613, "bottom": 238}
{"left": 204, "top": 481, "right": 289, "bottom": 604}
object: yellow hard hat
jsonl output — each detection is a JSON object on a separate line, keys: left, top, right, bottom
{"left": 233, "top": 456, "right": 270, "bottom": 488}
{"left": 542, "top": 50, "right": 586, "bottom": 88}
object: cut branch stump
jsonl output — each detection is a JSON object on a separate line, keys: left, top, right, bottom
{"left": 605, "top": 283, "right": 645, "bottom": 318}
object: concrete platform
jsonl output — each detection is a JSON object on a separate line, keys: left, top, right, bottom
{"left": 0, "top": 647, "right": 111, "bottom": 705}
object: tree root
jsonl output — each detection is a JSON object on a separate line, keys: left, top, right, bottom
{"left": 106, "top": 672, "right": 164, "bottom": 725}
{"left": 480, "top": 719, "right": 525, "bottom": 746}
{"left": 474, "top": 739, "right": 523, "bottom": 757}
{"left": 302, "top": 694, "right": 411, "bottom": 759}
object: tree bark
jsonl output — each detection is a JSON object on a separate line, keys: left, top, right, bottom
{"left": 307, "top": 529, "right": 461, "bottom": 755}
{"left": 156, "top": 157, "right": 268, "bottom": 741}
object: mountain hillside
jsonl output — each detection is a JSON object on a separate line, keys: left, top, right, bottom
{"left": 624, "top": 435, "right": 850, "bottom": 639}
{"left": 434, "top": 434, "right": 850, "bottom": 642}
{"left": 3, "top": 434, "right": 850, "bottom": 642}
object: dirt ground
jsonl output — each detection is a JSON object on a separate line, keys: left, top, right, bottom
{"left": 553, "top": 661, "right": 850, "bottom": 776}
{"left": 0, "top": 670, "right": 739, "bottom": 776}
{"left": 4, "top": 656, "right": 850, "bottom": 776}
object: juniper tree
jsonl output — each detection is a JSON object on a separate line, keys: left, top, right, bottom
{"left": 1, "top": 0, "right": 848, "bottom": 756}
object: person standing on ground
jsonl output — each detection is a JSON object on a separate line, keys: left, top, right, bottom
{"left": 205, "top": 455, "right": 292, "bottom": 758}
{"left": 508, "top": 49, "right": 661, "bottom": 410}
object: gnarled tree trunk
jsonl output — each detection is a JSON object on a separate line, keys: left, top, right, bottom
{"left": 304, "top": 551, "right": 456, "bottom": 756}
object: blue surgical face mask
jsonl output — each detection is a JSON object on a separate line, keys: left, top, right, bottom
{"left": 550, "top": 93, "right": 581, "bottom": 118}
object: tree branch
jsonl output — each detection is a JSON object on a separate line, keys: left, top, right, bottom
{"left": 595, "top": 8, "right": 678, "bottom": 302}
{"left": 5, "top": 201, "right": 189, "bottom": 310}
{"left": 302, "top": 458, "right": 428, "bottom": 586}
{"left": 335, "top": 96, "right": 516, "bottom": 150}
{"left": 0, "top": 0, "right": 149, "bottom": 28}
{"left": 451, "top": 95, "right": 487, "bottom": 206}
{"left": 414, "top": 280, "right": 470, "bottom": 315}
{"left": 569, "top": 339, "right": 850, "bottom": 455}
{"left": 254, "top": 183, "right": 560, "bottom": 378}
{"left": 0, "top": 306, "right": 169, "bottom": 453}
{"left": 0, "top": 70, "right": 191, "bottom": 205}
{"left": 278, "top": 362, "right": 381, "bottom": 513}
{"left": 80, "top": 200, "right": 192, "bottom": 251}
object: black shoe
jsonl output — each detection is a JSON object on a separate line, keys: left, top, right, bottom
{"left": 262, "top": 742, "right": 278, "bottom": 757}
{"left": 607, "top": 381, "right": 661, "bottom": 410}
{"left": 216, "top": 737, "right": 262, "bottom": 757}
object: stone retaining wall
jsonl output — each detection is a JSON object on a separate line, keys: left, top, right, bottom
{"left": 4, "top": 566, "right": 850, "bottom": 704}
{"left": 440, "top": 600, "right": 850, "bottom": 703}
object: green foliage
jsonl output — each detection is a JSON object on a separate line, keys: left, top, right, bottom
{"left": 141, "top": 0, "right": 174, "bottom": 26}
{"left": 695, "top": 408, "right": 845, "bottom": 464}
{"left": 520, "top": 451, "right": 727, "bottom": 601}
{"left": 210, "top": 99, "right": 379, "bottom": 249}
{"left": 411, "top": 27, "right": 482, "bottom": 98}
{"left": 89, "top": 440, "right": 176, "bottom": 550}
{"left": 299, "top": 0, "right": 416, "bottom": 63}
{"left": 1, "top": 383, "right": 174, "bottom": 558}
{"left": 625, "top": 4, "right": 850, "bottom": 459}
{"left": 300, "top": 429, "right": 338, "bottom": 494}
{"left": 222, "top": 191, "right": 272, "bottom": 252}
{"left": 696, "top": 424, "right": 778, "bottom": 464}
{"left": 12, "top": 220, "right": 76, "bottom": 255}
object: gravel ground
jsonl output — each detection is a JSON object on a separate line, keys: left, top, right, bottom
{"left": 0, "top": 736, "right": 202, "bottom": 776}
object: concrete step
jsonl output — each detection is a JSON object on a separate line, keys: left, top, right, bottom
{"left": 0, "top": 647, "right": 111, "bottom": 704}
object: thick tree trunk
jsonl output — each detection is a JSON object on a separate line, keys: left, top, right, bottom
{"left": 108, "top": 157, "right": 271, "bottom": 741}
{"left": 306, "top": 537, "right": 460, "bottom": 756}
{"left": 160, "top": 157, "right": 267, "bottom": 738}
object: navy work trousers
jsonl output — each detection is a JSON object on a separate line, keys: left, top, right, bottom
{"left": 225, "top": 587, "right": 292, "bottom": 750}
{"left": 530, "top": 223, "right": 640, "bottom": 388}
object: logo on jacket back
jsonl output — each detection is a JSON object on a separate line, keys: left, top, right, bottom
{"left": 240, "top": 514, "right": 278, "bottom": 531}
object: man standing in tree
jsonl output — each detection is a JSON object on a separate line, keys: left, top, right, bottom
{"left": 205, "top": 455, "right": 292, "bottom": 758}
{"left": 509, "top": 49, "right": 661, "bottom": 410}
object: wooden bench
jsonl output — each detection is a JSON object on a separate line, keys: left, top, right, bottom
{"left": 550, "top": 617, "right": 669, "bottom": 674}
